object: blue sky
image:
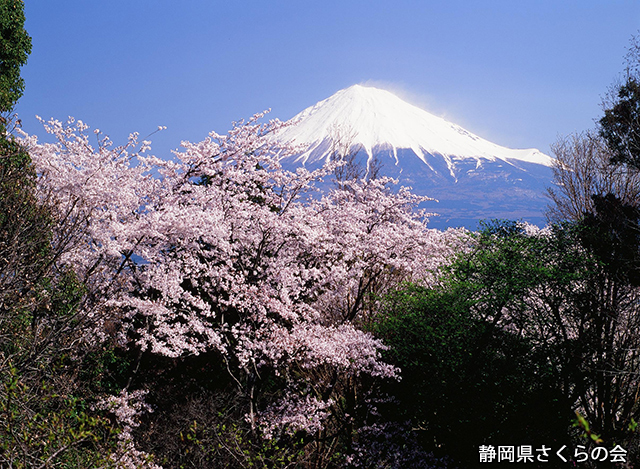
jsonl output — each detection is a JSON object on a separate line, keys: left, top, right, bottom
{"left": 15, "top": 1, "right": 640, "bottom": 157}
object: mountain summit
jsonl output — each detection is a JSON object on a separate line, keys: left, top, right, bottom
{"left": 277, "top": 85, "right": 554, "bottom": 228}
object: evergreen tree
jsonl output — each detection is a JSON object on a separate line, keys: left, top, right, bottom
{"left": 600, "top": 78, "right": 640, "bottom": 169}
{"left": 0, "top": 0, "right": 30, "bottom": 115}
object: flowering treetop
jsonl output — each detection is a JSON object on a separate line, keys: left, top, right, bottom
{"left": 21, "top": 112, "right": 467, "bottom": 438}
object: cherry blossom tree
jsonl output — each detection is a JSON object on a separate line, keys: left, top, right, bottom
{"left": 20, "top": 112, "right": 465, "bottom": 463}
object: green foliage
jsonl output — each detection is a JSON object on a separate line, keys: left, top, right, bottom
{"left": 0, "top": 144, "right": 53, "bottom": 323}
{"left": 578, "top": 193, "right": 640, "bottom": 285}
{"left": 447, "top": 220, "right": 545, "bottom": 321}
{"left": 574, "top": 411, "right": 604, "bottom": 444}
{"left": 0, "top": 4, "right": 52, "bottom": 360}
{"left": 374, "top": 285, "right": 478, "bottom": 382}
{"left": 374, "top": 282, "right": 570, "bottom": 465}
{"left": 79, "top": 347, "right": 132, "bottom": 395}
{"left": 371, "top": 221, "right": 608, "bottom": 465}
{"left": 0, "top": 0, "right": 30, "bottom": 114}
{"left": 0, "top": 362, "right": 119, "bottom": 468}
{"left": 373, "top": 217, "right": 640, "bottom": 466}
{"left": 0, "top": 247, "right": 125, "bottom": 467}
{"left": 600, "top": 77, "right": 640, "bottom": 169}
{"left": 175, "top": 418, "right": 306, "bottom": 468}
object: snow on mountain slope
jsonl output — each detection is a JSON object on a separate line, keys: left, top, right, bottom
{"left": 276, "top": 85, "right": 553, "bottom": 180}
{"left": 275, "top": 85, "right": 554, "bottom": 229}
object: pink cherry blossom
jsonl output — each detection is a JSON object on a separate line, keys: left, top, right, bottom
{"left": 21, "top": 111, "right": 467, "bottom": 440}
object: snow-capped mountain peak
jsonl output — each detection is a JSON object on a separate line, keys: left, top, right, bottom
{"left": 275, "top": 84, "right": 554, "bottom": 229}
{"left": 276, "top": 84, "right": 552, "bottom": 176}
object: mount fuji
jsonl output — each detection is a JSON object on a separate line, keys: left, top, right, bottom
{"left": 276, "top": 85, "right": 554, "bottom": 229}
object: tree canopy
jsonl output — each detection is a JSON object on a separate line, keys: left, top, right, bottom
{"left": 0, "top": 0, "right": 30, "bottom": 114}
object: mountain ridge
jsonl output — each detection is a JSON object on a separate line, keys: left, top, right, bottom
{"left": 275, "top": 85, "right": 554, "bottom": 229}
